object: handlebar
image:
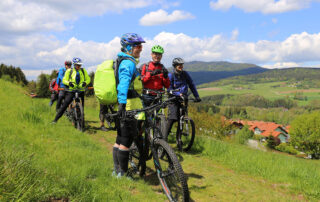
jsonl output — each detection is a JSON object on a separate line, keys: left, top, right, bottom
{"left": 106, "top": 96, "right": 177, "bottom": 119}
{"left": 58, "top": 86, "right": 94, "bottom": 91}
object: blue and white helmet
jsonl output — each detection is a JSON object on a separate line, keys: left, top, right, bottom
{"left": 73, "top": 57, "right": 83, "bottom": 65}
{"left": 120, "top": 33, "right": 145, "bottom": 53}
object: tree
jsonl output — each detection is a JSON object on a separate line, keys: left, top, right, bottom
{"left": 36, "top": 73, "right": 50, "bottom": 97}
{"left": 50, "top": 69, "right": 58, "bottom": 80}
{"left": 234, "top": 125, "right": 253, "bottom": 144}
{"left": 290, "top": 112, "right": 320, "bottom": 159}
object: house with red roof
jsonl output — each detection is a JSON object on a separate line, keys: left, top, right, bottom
{"left": 230, "top": 120, "right": 290, "bottom": 143}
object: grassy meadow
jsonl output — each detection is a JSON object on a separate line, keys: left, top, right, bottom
{"left": 1, "top": 79, "right": 320, "bottom": 201}
{"left": 198, "top": 81, "right": 320, "bottom": 106}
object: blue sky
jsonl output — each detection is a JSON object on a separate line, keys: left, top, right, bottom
{"left": 1, "top": 0, "right": 320, "bottom": 79}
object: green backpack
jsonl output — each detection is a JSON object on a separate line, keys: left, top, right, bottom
{"left": 94, "top": 57, "right": 135, "bottom": 105}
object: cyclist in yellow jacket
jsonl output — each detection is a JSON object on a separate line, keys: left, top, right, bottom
{"left": 52, "top": 57, "right": 91, "bottom": 123}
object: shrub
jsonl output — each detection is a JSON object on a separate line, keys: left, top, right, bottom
{"left": 234, "top": 126, "right": 253, "bottom": 144}
{"left": 275, "top": 143, "right": 299, "bottom": 155}
{"left": 290, "top": 112, "right": 320, "bottom": 159}
{"left": 266, "top": 135, "right": 279, "bottom": 149}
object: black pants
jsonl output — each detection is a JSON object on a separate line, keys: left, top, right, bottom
{"left": 115, "top": 117, "right": 138, "bottom": 148}
{"left": 56, "top": 90, "right": 66, "bottom": 111}
{"left": 49, "top": 92, "right": 58, "bottom": 106}
{"left": 99, "top": 104, "right": 113, "bottom": 122}
{"left": 54, "top": 91, "right": 84, "bottom": 122}
{"left": 165, "top": 119, "right": 181, "bottom": 140}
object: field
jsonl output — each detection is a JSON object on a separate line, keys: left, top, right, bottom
{"left": 198, "top": 81, "right": 320, "bottom": 105}
{"left": 1, "top": 79, "right": 320, "bottom": 201}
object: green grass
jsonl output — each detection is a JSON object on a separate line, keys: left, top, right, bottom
{"left": 0, "top": 79, "right": 166, "bottom": 201}
{"left": 2, "top": 79, "right": 320, "bottom": 201}
{"left": 198, "top": 81, "right": 320, "bottom": 105}
{"left": 191, "top": 136, "right": 320, "bottom": 200}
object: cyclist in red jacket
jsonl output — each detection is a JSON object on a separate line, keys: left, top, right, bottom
{"left": 49, "top": 72, "right": 59, "bottom": 106}
{"left": 140, "top": 45, "right": 170, "bottom": 107}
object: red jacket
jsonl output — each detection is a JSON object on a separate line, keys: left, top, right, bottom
{"left": 49, "top": 79, "right": 59, "bottom": 93}
{"left": 141, "top": 61, "right": 170, "bottom": 92}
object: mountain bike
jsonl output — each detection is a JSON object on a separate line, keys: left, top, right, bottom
{"left": 58, "top": 87, "right": 93, "bottom": 131}
{"left": 100, "top": 104, "right": 116, "bottom": 130}
{"left": 165, "top": 95, "right": 196, "bottom": 152}
{"left": 143, "top": 89, "right": 168, "bottom": 140}
{"left": 107, "top": 99, "right": 189, "bottom": 202}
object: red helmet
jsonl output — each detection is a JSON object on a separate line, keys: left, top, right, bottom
{"left": 64, "top": 60, "right": 72, "bottom": 65}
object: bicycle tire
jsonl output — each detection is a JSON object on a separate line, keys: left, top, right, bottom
{"left": 153, "top": 139, "right": 189, "bottom": 202}
{"left": 180, "top": 119, "right": 195, "bottom": 152}
{"left": 72, "top": 105, "right": 78, "bottom": 128}
{"left": 74, "top": 103, "right": 84, "bottom": 131}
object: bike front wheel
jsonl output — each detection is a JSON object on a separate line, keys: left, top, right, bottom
{"left": 153, "top": 139, "right": 189, "bottom": 202}
{"left": 75, "top": 103, "right": 84, "bottom": 132}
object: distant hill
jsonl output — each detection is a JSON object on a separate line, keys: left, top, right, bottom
{"left": 181, "top": 61, "right": 268, "bottom": 85}
{"left": 184, "top": 61, "right": 262, "bottom": 72}
{"left": 199, "top": 67, "right": 320, "bottom": 88}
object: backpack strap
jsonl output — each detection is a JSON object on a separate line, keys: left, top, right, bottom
{"left": 114, "top": 56, "right": 140, "bottom": 99}
{"left": 114, "top": 57, "right": 136, "bottom": 87}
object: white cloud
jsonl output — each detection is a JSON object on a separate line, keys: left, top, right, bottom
{"left": 0, "top": 0, "right": 155, "bottom": 35}
{"left": 231, "top": 29, "right": 239, "bottom": 40}
{"left": 3, "top": 31, "right": 320, "bottom": 80}
{"left": 139, "top": 9, "right": 195, "bottom": 26}
{"left": 263, "top": 62, "right": 301, "bottom": 69}
{"left": 210, "top": 0, "right": 319, "bottom": 14}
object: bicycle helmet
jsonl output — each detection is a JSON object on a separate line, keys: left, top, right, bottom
{"left": 120, "top": 33, "right": 145, "bottom": 53}
{"left": 65, "top": 60, "right": 72, "bottom": 65}
{"left": 73, "top": 57, "right": 83, "bottom": 65}
{"left": 172, "top": 57, "right": 184, "bottom": 67}
{"left": 151, "top": 45, "right": 164, "bottom": 54}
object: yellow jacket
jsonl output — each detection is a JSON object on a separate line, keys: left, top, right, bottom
{"left": 63, "top": 68, "right": 91, "bottom": 91}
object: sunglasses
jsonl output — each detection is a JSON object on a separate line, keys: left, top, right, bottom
{"left": 133, "top": 44, "right": 143, "bottom": 49}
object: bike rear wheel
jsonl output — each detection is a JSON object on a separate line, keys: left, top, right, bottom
{"left": 179, "top": 119, "right": 195, "bottom": 152}
{"left": 153, "top": 139, "right": 189, "bottom": 202}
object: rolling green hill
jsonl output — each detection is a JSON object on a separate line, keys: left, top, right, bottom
{"left": 181, "top": 61, "right": 268, "bottom": 85}
{"left": 1, "top": 79, "right": 319, "bottom": 201}
{"left": 184, "top": 61, "right": 262, "bottom": 72}
{"left": 197, "top": 68, "right": 320, "bottom": 106}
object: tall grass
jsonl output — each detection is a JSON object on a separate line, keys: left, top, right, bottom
{"left": 0, "top": 79, "right": 166, "bottom": 201}
{"left": 192, "top": 136, "right": 320, "bottom": 200}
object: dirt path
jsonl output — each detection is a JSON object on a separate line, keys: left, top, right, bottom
{"left": 85, "top": 114, "right": 306, "bottom": 201}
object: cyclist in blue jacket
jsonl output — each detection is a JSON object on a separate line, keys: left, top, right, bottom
{"left": 56, "top": 60, "right": 72, "bottom": 111}
{"left": 165, "top": 57, "right": 201, "bottom": 140}
{"left": 113, "top": 33, "right": 145, "bottom": 177}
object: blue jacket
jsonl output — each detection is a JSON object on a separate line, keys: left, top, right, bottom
{"left": 117, "top": 52, "right": 140, "bottom": 104}
{"left": 57, "top": 67, "right": 67, "bottom": 88}
{"left": 168, "top": 71, "right": 199, "bottom": 98}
